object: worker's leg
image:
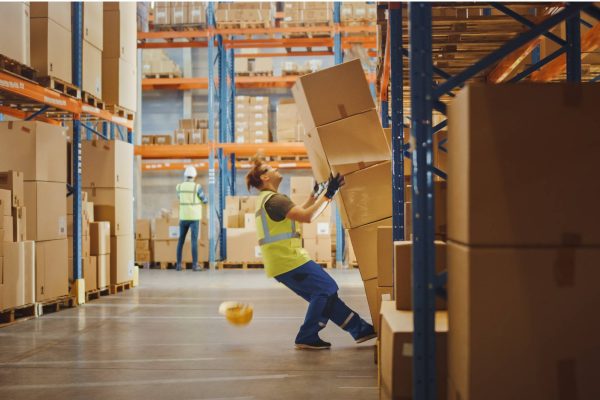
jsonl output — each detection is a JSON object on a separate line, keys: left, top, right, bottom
{"left": 327, "top": 293, "right": 375, "bottom": 342}
{"left": 176, "top": 220, "right": 191, "bottom": 271}
{"left": 190, "top": 220, "right": 200, "bottom": 270}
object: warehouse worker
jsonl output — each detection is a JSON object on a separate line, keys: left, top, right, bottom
{"left": 176, "top": 166, "right": 208, "bottom": 272}
{"left": 246, "top": 160, "right": 376, "bottom": 350}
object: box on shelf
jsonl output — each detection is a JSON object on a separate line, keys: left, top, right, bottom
{"left": 23, "top": 241, "right": 35, "bottom": 305}
{"left": 2, "top": 241, "right": 25, "bottom": 309}
{"left": 12, "top": 207, "right": 27, "bottom": 242}
{"left": 102, "top": 57, "right": 137, "bottom": 112}
{"left": 153, "top": 2, "right": 170, "bottom": 25}
{"left": 85, "top": 256, "right": 98, "bottom": 292}
{"left": 31, "top": 2, "right": 72, "bottom": 30}
{"left": 348, "top": 217, "right": 392, "bottom": 281}
{"left": 0, "top": 2, "right": 30, "bottom": 66}
{"left": 135, "top": 219, "right": 151, "bottom": 240}
{"left": 30, "top": 17, "right": 72, "bottom": 83}
{"left": 24, "top": 181, "right": 67, "bottom": 241}
{"left": 154, "top": 216, "right": 181, "bottom": 240}
{"left": 0, "top": 171, "right": 24, "bottom": 208}
{"left": 153, "top": 134, "right": 172, "bottom": 145}
{"left": 86, "top": 188, "right": 133, "bottom": 236}
{"left": 82, "top": 40, "right": 102, "bottom": 98}
{"left": 90, "top": 222, "right": 111, "bottom": 255}
{"left": 141, "top": 136, "right": 154, "bottom": 145}
{"left": 83, "top": 2, "right": 103, "bottom": 50}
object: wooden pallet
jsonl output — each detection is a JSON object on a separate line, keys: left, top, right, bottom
{"left": 282, "top": 70, "right": 303, "bottom": 76}
{"left": 0, "top": 53, "right": 37, "bottom": 82}
{"left": 154, "top": 23, "right": 207, "bottom": 32}
{"left": 0, "top": 303, "right": 36, "bottom": 327}
{"left": 142, "top": 72, "right": 182, "bottom": 79}
{"left": 216, "top": 21, "right": 272, "bottom": 30}
{"left": 106, "top": 104, "right": 135, "bottom": 121}
{"left": 235, "top": 71, "right": 274, "bottom": 77}
{"left": 37, "top": 296, "right": 76, "bottom": 316}
{"left": 218, "top": 261, "right": 264, "bottom": 270}
{"left": 110, "top": 281, "right": 133, "bottom": 294}
{"left": 281, "top": 22, "right": 332, "bottom": 38}
{"left": 85, "top": 287, "right": 110, "bottom": 302}
{"left": 315, "top": 261, "right": 333, "bottom": 269}
{"left": 82, "top": 91, "right": 105, "bottom": 110}
{"left": 37, "top": 76, "right": 81, "bottom": 99}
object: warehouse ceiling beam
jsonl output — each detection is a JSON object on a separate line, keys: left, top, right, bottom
{"left": 134, "top": 142, "right": 307, "bottom": 159}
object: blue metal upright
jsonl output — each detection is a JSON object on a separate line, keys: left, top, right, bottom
{"left": 218, "top": 35, "right": 228, "bottom": 260}
{"left": 408, "top": 4, "right": 436, "bottom": 400}
{"left": 207, "top": 3, "right": 217, "bottom": 267}
{"left": 228, "top": 48, "right": 236, "bottom": 196}
{"left": 71, "top": 2, "right": 83, "bottom": 282}
{"left": 333, "top": 1, "right": 344, "bottom": 266}
{"left": 566, "top": 11, "right": 582, "bottom": 82}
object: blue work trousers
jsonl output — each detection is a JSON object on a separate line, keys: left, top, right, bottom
{"left": 176, "top": 220, "right": 199, "bottom": 267}
{"left": 275, "top": 260, "right": 366, "bottom": 343}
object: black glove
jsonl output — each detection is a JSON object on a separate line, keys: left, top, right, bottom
{"left": 325, "top": 173, "right": 345, "bottom": 199}
{"left": 312, "top": 180, "right": 326, "bottom": 198}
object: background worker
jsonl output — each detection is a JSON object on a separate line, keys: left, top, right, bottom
{"left": 246, "top": 159, "right": 376, "bottom": 350}
{"left": 176, "top": 166, "right": 208, "bottom": 271}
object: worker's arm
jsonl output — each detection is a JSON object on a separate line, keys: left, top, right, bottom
{"left": 286, "top": 174, "right": 344, "bottom": 223}
{"left": 197, "top": 185, "right": 208, "bottom": 204}
{"left": 299, "top": 181, "right": 326, "bottom": 209}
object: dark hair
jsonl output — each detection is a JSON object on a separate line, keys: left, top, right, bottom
{"left": 246, "top": 157, "right": 267, "bottom": 191}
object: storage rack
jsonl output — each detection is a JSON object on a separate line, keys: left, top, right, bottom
{"left": 0, "top": 3, "right": 135, "bottom": 291}
{"left": 136, "top": 2, "right": 378, "bottom": 267}
{"left": 379, "top": 3, "right": 600, "bottom": 399}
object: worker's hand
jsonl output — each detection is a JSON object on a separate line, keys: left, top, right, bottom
{"left": 324, "top": 173, "right": 345, "bottom": 199}
{"left": 312, "top": 181, "right": 326, "bottom": 198}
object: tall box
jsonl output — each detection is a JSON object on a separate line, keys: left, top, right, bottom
{"left": 87, "top": 188, "right": 133, "bottom": 236}
{"left": 154, "top": 217, "right": 181, "bottom": 240}
{"left": 2, "top": 242, "right": 25, "bottom": 309}
{"left": 30, "top": 2, "right": 72, "bottom": 30}
{"left": 291, "top": 59, "right": 374, "bottom": 132}
{"left": 102, "top": 57, "right": 137, "bottom": 111}
{"left": 82, "top": 140, "right": 133, "bottom": 189}
{"left": 348, "top": 217, "right": 392, "bottom": 281}
{"left": 36, "top": 239, "right": 68, "bottom": 302}
{"left": 97, "top": 254, "right": 110, "bottom": 289}
{"left": 83, "top": 2, "right": 103, "bottom": 50}
{"left": 12, "top": 207, "right": 27, "bottom": 242}
{"left": 0, "top": 2, "right": 30, "bottom": 65}
{"left": 170, "top": 2, "right": 188, "bottom": 24}
{"left": 135, "top": 219, "right": 151, "bottom": 240}
{"left": 90, "top": 222, "right": 111, "bottom": 255}
{"left": 23, "top": 241, "right": 35, "bottom": 305}
{"left": 0, "top": 122, "right": 67, "bottom": 183}
{"left": 376, "top": 226, "right": 393, "bottom": 287}
{"left": 153, "top": 2, "right": 171, "bottom": 25}
{"left": 83, "top": 40, "right": 102, "bottom": 97}
{"left": 110, "top": 235, "right": 134, "bottom": 284}
{"left": 84, "top": 256, "right": 98, "bottom": 292}
{"left": 30, "top": 17, "right": 72, "bottom": 82}
{"left": 448, "top": 83, "right": 600, "bottom": 246}
{"left": 24, "top": 181, "right": 67, "bottom": 241}
{"left": 103, "top": 3, "right": 137, "bottom": 63}
{"left": 0, "top": 171, "right": 25, "bottom": 208}
{"left": 188, "top": 2, "right": 206, "bottom": 24}
{"left": 448, "top": 242, "right": 600, "bottom": 400}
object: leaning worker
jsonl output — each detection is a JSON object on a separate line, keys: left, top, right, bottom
{"left": 246, "top": 159, "right": 376, "bottom": 350}
{"left": 176, "top": 166, "right": 208, "bottom": 272}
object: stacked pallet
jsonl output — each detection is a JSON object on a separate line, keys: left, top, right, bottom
{"left": 282, "top": 2, "right": 332, "bottom": 28}
{"left": 235, "top": 96, "right": 269, "bottom": 144}
{"left": 235, "top": 56, "right": 273, "bottom": 76}
{"left": 215, "top": 2, "right": 272, "bottom": 28}
{"left": 154, "top": 2, "right": 206, "bottom": 27}
{"left": 141, "top": 119, "right": 210, "bottom": 145}
{"left": 341, "top": 2, "right": 377, "bottom": 25}
{"left": 142, "top": 49, "right": 182, "bottom": 78}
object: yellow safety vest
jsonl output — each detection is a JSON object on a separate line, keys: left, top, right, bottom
{"left": 177, "top": 181, "right": 202, "bottom": 221}
{"left": 255, "top": 190, "right": 310, "bottom": 278}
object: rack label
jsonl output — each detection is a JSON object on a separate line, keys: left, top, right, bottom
{"left": 0, "top": 79, "right": 24, "bottom": 90}
{"left": 44, "top": 96, "right": 66, "bottom": 107}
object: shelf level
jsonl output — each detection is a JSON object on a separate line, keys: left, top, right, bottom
{"left": 135, "top": 142, "right": 308, "bottom": 159}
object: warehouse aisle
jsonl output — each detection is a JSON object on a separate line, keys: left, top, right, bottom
{"left": 0, "top": 269, "right": 378, "bottom": 400}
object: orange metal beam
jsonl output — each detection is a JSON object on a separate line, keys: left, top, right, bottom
{"left": 531, "top": 21, "right": 600, "bottom": 81}
{"left": 135, "top": 142, "right": 308, "bottom": 159}
{"left": 0, "top": 106, "right": 62, "bottom": 125}
{"left": 142, "top": 160, "right": 311, "bottom": 172}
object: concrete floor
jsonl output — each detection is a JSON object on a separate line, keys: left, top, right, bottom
{"left": 0, "top": 269, "right": 378, "bottom": 400}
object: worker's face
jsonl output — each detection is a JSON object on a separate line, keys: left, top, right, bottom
{"left": 261, "top": 165, "right": 282, "bottom": 188}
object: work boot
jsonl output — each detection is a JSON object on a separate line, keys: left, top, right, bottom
{"left": 175, "top": 263, "right": 182, "bottom": 271}
{"left": 192, "top": 264, "right": 202, "bottom": 272}
{"left": 295, "top": 337, "right": 331, "bottom": 350}
{"left": 355, "top": 322, "right": 376, "bottom": 344}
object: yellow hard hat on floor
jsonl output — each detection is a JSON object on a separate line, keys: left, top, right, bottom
{"left": 218, "top": 301, "right": 254, "bottom": 326}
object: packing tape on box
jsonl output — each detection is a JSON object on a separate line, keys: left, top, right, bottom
{"left": 557, "top": 358, "right": 578, "bottom": 400}
{"left": 554, "top": 233, "right": 582, "bottom": 288}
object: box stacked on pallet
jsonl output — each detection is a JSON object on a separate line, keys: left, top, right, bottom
{"left": 30, "top": 2, "right": 72, "bottom": 83}
{"left": 90, "top": 221, "right": 110, "bottom": 291}
{"left": 67, "top": 192, "right": 95, "bottom": 291}
{"left": 151, "top": 214, "right": 206, "bottom": 265}
{"left": 83, "top": 140, "right": 134, "bottom": 286}
{"left": 276, "top": 99, "right": 304, "bottom": 142}
{"left": 215, "top": 3, "right": 273, "bottom": 28}
{"left": 224, "top": 196, "right": 261, "bottom": 263}
{"left": 446, "top": 84, "right": 600, "bottom": 400}
{"left": 340, "top": 2, "right": 377, "bottom": 25}
{"left": 0, "top": 121, "right": 69, "bottom": 304}
{"left": 235, "top": 96, "right": 269, "bottom": 144}
{"left": 102, "top": 2, "right": 137, "bottom": 111}
{"left": 135, "top": 219, "right": 151, "bottom": 263}
{"left": 282, "top": 2, "right": 332, "bottom": 26}
{"left": 82, "top": 2, "right": 103, "bottom": 98}
{"left": 142, "top": 50, "right": 182, "bottom": 78}
{"left": 153, "top": 2, "right": 206, "bottom": 26}
{"left": 175, "top": 119, "right": 208, "bottom": 145}
{"left": 0, "top": 2, "right": 30, "bottom": 66}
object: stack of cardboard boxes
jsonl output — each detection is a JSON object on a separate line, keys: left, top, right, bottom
{"left": 446, "top": 84, "right": 600, "bottom": 399}
{"left": 215, "top": 2, "right": 272, "bottom": 27}
{"left": 67, "top": 192, "right": 95, "bottom": 290}
{"left": 0, "top": 2, "right": 30, "bottom": 66}
{"left": 83, "top": 140, "right": 134, "bottom": 286}
{"left": 151, "top": 209, "right": 208, "bottom": 265}
{"left": 102, "top": 3, "right": 137, "bottom": 111}
{"left": 154, "top": 2, "right": 206, "bottom": 26}
{"left": 82, "top": 2, "right": 103, "bottom": 98}
{"left": 142, "top": 49, "right": 182, "bottom": 78}
{"left": 282, "top": 2, "right": 332, "bottom": 25}
{"left": 341, "top": 2, "right": 377, "bottom": 24}
{"left": 276, "top": 100, "right": 304, "bottom": 142}
{"left": 235, "top": 56, "right": 273, "bottom": 76}
{"left": 235, "top": 96, "right": 270, "bottom": 144}
{"left": 174, "top": 118, "right": 209, "bottom": 145}
{"left": 90, "top": 221, "right": 110, "bottom": 290}
{"left": 225, "top": 196, "right": 260, "bottom": 263}
{"left": 135, "top": 219, "right": 151, "bottom": 263}
{"left": 0, "top": 121, "right": 69, "bottom": 304}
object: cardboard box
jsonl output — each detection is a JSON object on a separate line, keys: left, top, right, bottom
{"left": 12, "top": 207, "right": 26, "bottom": 242}
{"left": 24, "top": 181, "right": 67, "bottom": 241}
{"left": 316, "top": 235, "right": 332, "bottom": 261}
{"left": 376, "top": 287, "right": 394, "bottom": 328}
{"left": 135, "top": 240, "right": 150, "bottom": 252}
{"left": 103, "top": 4, "right": 137, "bottom": 62}
{"left": 85, "top": 256, "right": 98, "bottom": 292}
{"left": 82, "top": 140, "right": 133, "bottom": 189}
{"left": 153, "top": 135, "right": 172, "bottom": 145}
{"left": 448, "top": 83, "right": 600, "bottom": 246}
{"left": 30, "top": 17, "right": 72, "bottom": 83}
{"left": 170, "top": 2, "right": 188, "bottom": 24}
{"left": 226, "top": 228, "right": 261, "bottom": 262}
{"left": 136, "top": 219, "right": 151, "bottom": 240}
{"left": 152, "top": 240, "right": 177, "bottom": 263}
{"left": 23, "top": 241, "right": 35, "bottom": 305}
{"left": 90, "top": 222, "right": 111, "bottom": 255}
{"left": 110, "top": 235, "right": 134, "bottom": 284}
{"left": 36, "top": 239, "right": 68, "bottom": 302}
{"left": 31, "top": 2, "right": 72, "bottom": 30}
{"left": 303, "top": 238, "right": 317, "bottom": 260}
{"left": 87, "top": 188, "right": 133, "bottom": 236}
{"left": 69, "top": 234, "right": 91, "bottom": 260}
{"left": 0, "top": 171, "right": 25, "bottom": 208}
{"left": 404, "top": 201, "right": 412, "bottom": 240}
{"left": 0, "top": 2, "right": 30, "bottom": 66}
{"left": 136, "top": 249, "right": 151, "bottom": 263}
{"left": 448, "top": 242, "right": 600, "bottom": 400}
{"left": 83, "top": 2, "right": 103, "bottom": 50}
{"left": 153, "top": 3, "right": 170, "bottom": 25}
{"left": 0, "top": 121, "right": 67, "bottom": 183}
{"left": 379, "top": 302, "right": 448, "bottom": 400}
{"left": 363, "top": 278, "right": 379, "bottom": 332}
{"left": 102, "top": 57, "right": 137, "bottom": 112}
{"left": 0, "top": 189, "right": 11, "bottom": 215}
{"left": 154, "top": 217, "right": 181, "bottom": 240}
{"left": 291, "top": 59, "right": 374, "bottom": 132}
{"left": 188, "top": 2, "right": 206, "bottom": 24}
{"left": 82, "top": 40, "right": 102, "bottom": 98}
{"left": 290, "top": 177, "right": 314, "bottom": 196}
{"left": 348, "top": 217, "right": 392, "bottom": 281}
{"left": 2, "top": 242, "right": 25, "bottom": 309}
{"left": 141, "top": 136, "right": 153, "bottom": 145}
{"left": 2, "top": 216, "right": 13, "bottom": 242}
{"left": 97, "top": 254, "right": 110, "bottom": 289}
{"left": 377, "top": 226, "right": 393, "bottom": 287}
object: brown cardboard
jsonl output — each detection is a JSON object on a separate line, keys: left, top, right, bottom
{"left": 379, "top": 303, "right": 447, "bottom": 400}
{"left": 36, "top": 239, "right": 68, "bottom": 302}
{"left": 136, "top": 249, "right": 151, "bottom": 263}
{"left": 12, "top": 207, "right": 26, "bottom": 242}
{"left": 448, "top": 83, "right": 600, "bottom": 246}
{"left": 291, "top": 59, "right": 375, "bottom": 132}
{"left": 30, "top": 18, "right": 72, "bottom": 82}
{"left": 303, "top": 238, "right": 317, "bottom": 260}
{"left": 0, "top": 3, "right": 30, "bottom": 66}
{"left": 348, "top": 217, "right": 392, "bottom": 281}
{"left": 31, "top": 2, "right": 72, "bottom": 30}
{"left": 154, "top": 217, "right": 181, "bottom": 240}
{"left": 153, "top": 135, "right": 172, "bottom": 145}
{"left": 337, "top": 161, "right": 392, "bottom": 229}
{"left": 90, "top": 222, "right": 111, "bottom": 255}
{"left": 97, "top": 254, "right": 110, "bottom": 289}
{"left": 102, "top": 57, "right": 137, "bottom": 111}
{"left": 85, "top": 256, "right": 98, "bottom": 292}
{"left": 376, "top": 286, "right": 393, "bottom": 329}
{"left": 135, "top": 240, "right": 150, "bottom": 252}
{"left": 0, "top": 121, "right": 67, "bottom": 182}
{"left": 82, "top": 40, "right": 102, "bottom": 97}
{"left": 395, "top": 240, "right": 447, "bottom": 310}
{"left": 83, "top": 2, "right": 103, "bottom": 49}
{"left": 170, "top": 2, "right": 188, "bottom": 24}
{"left": 152, "top": 240, "right": 177, "bottom": 262}
{"left": 290, "top": 177, "right": 314, "bottom": 195}
{"left": 377, "top": 226, "right": 393, "bottom": 287}
{"left": 68, "top": 234, "right": 91, "bottom": 259}
{"left": 404, "top": 201, "right": 412, "bottom": 240}
{"left": 87, "top": 188, "right": 133, "bottom": 236}
{"left": 316, "top": 235, "right": 332, "bottom": 261}
{"left": 103, "top": 4, "right": 136, "bottom": 62}
{"left": 226, "top": 228, "right": 261, "bottom": 262}
{"left": 110, "top": 235, "right": 134, "bottom": 284}
{"left": 363, "top": 278, "right": 379, "bottom": 332}
{"left": 2, "top": 242, "right": 25, "bottom": 309}
{"left": 0, "top": 171, "right": 24, "bottom": 208}
{"left": 302, "top": 129, "right": 331, "bottom": 183}
{"left": 24, "top": 181, "right": 67, "bottom": 241}
{"left": 448, "top": 242, "right": 600, "bottom": 400}
{"left": 2, "top": 217, "right": 12, "bottom": 242}
{"left": 0, "top": 189, "right": 11, "bottom": 215}
{"left": 82, "top": 140, "right": 133, "bottom": 189}
{"left": 136, "top": 219, "right": 151, "bottom": 240}
{"left": 23, "top": 241, "right": 35, "bottom": 305}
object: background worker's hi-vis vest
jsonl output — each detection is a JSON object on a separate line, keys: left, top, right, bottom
{"left": 256, "top": 190, "right": 310, "bottom": 278}
{"left": 177, "top": 181, "right": 202, "bottom": 221}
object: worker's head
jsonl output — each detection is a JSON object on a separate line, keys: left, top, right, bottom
{"left": 184, "top": 166, "right": 197, "bottom": 181}
{"left": 246, "top": 158, "right": 282, "bottom": 192}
